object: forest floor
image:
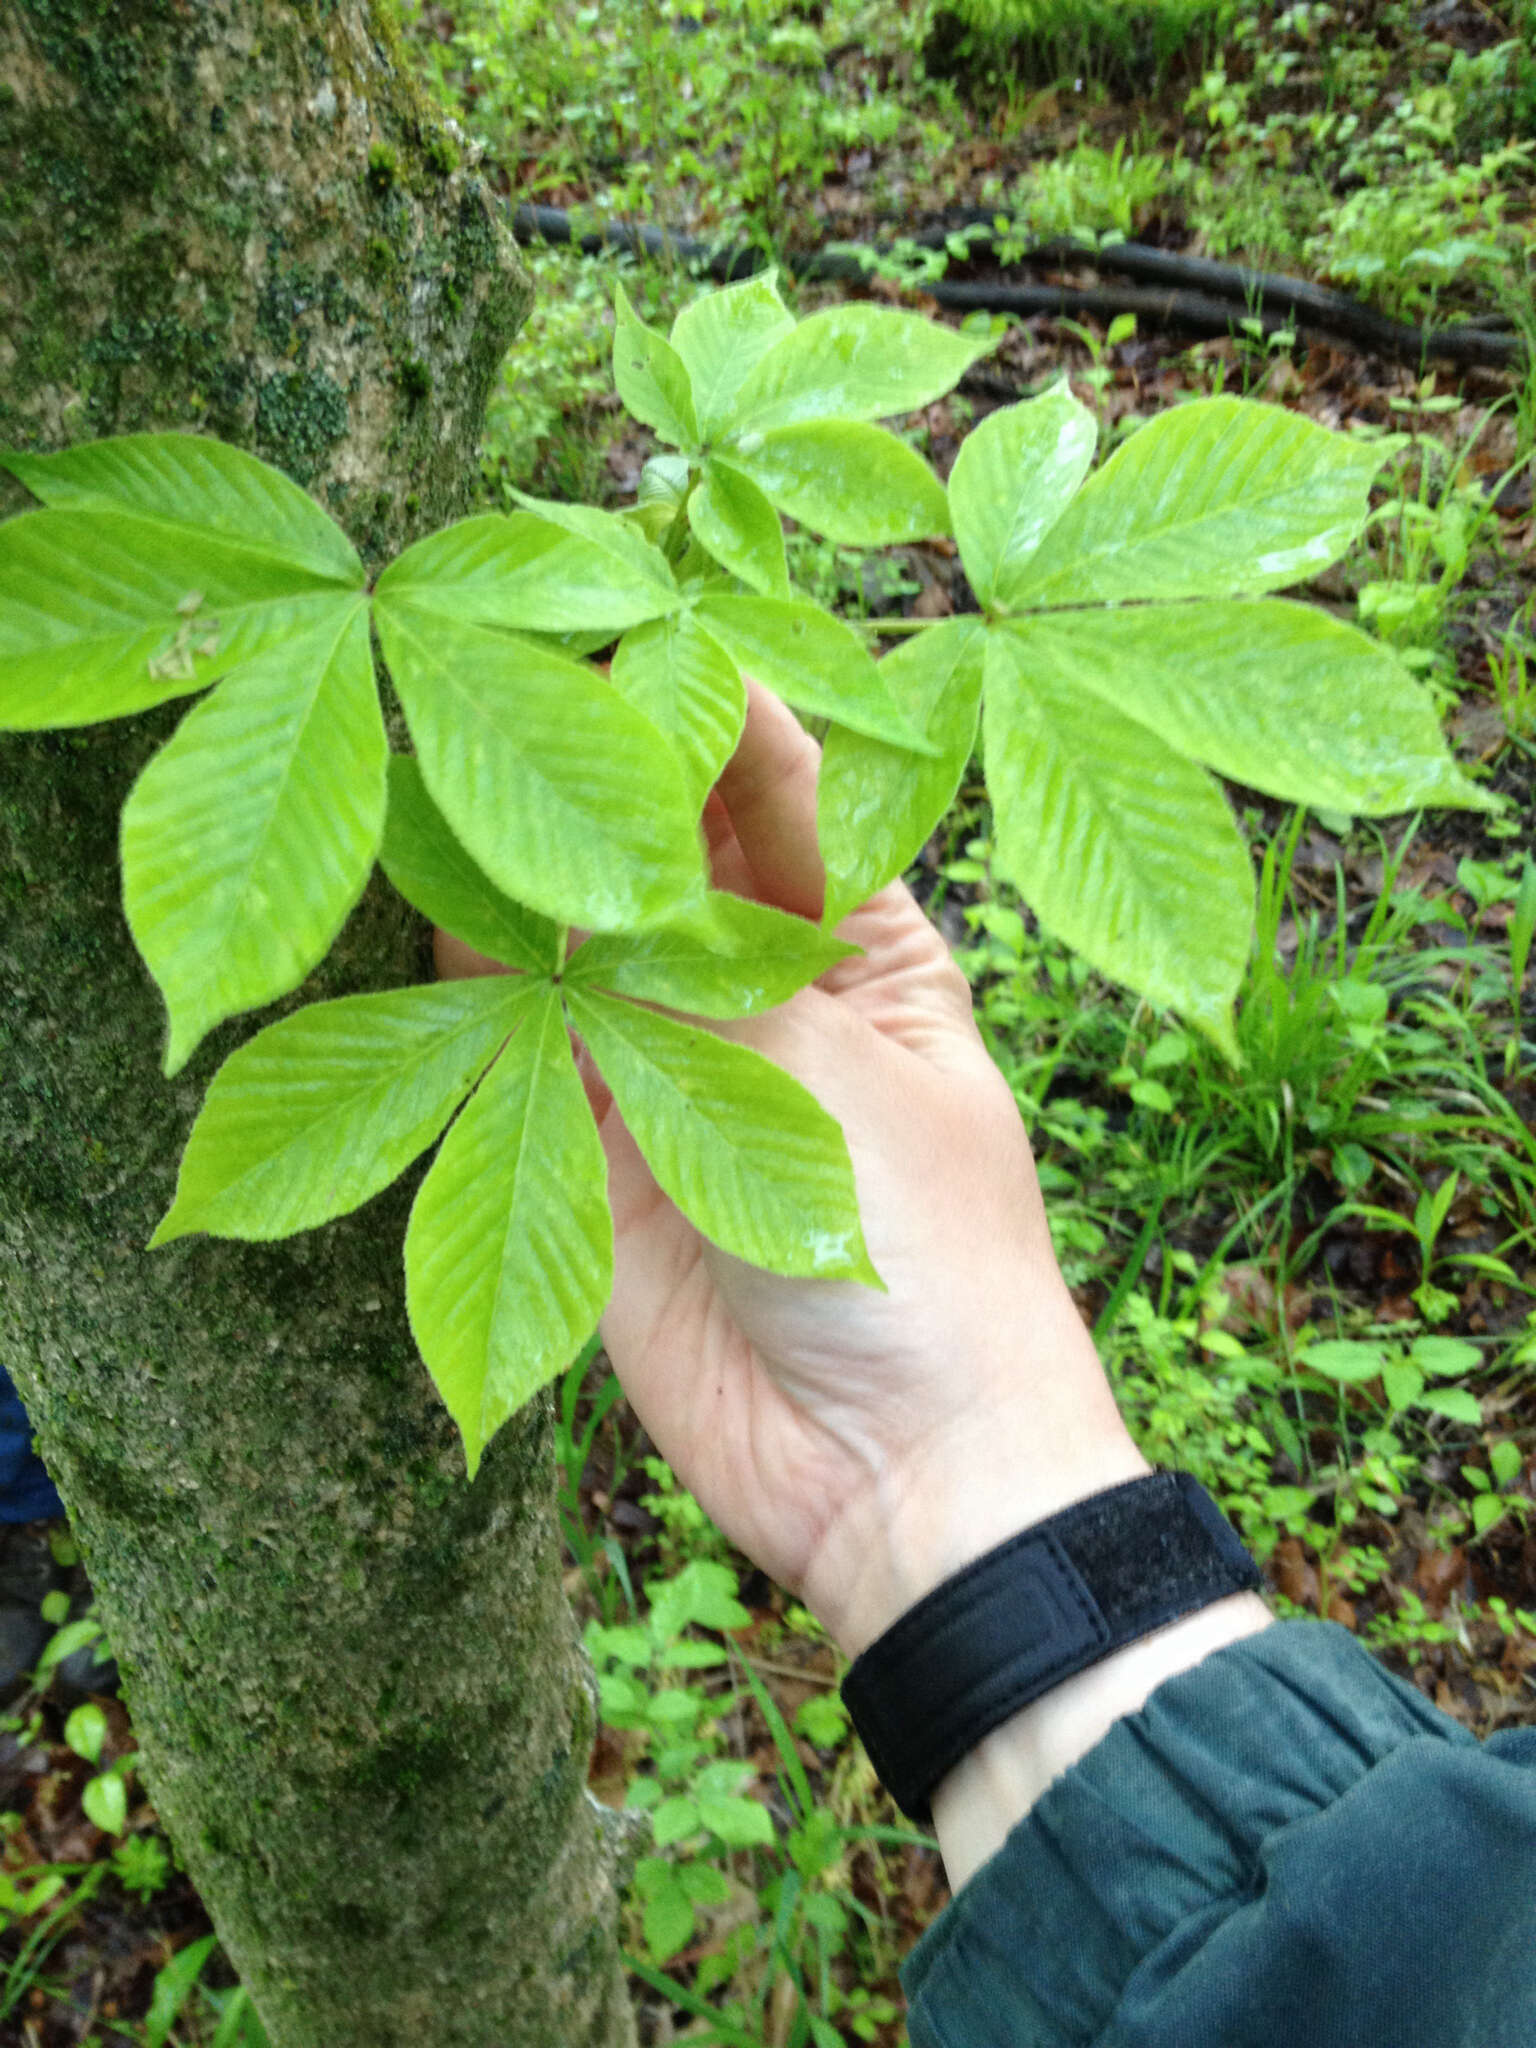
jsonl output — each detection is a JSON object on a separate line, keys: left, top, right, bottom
{"left": 3, "top": 2, "right": 1534, "bottom": 2043}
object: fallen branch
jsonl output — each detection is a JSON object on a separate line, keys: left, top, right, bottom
{"left": 509, "top": 202, "right": 1525, "bottom": 371}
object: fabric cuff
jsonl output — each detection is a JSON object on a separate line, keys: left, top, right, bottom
{"left": 900, "top": 1619, "right": 1480, "bottom": 2046}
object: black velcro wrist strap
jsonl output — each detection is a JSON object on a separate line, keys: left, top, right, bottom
{"left": 840, "top": 1470, "right": 1262, "bottom": 1822}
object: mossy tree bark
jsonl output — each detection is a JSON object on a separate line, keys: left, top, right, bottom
{"left": 0, "top": 5, "right": 638, "bottom": 2043}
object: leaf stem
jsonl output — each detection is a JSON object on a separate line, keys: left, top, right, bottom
{"left": 660, "top": 483, "right": 695, "bottom": 566}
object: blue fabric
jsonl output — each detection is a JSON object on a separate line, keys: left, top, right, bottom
{"left": 0, "top": 1364, "right": 64, "bottom": 1523}
{"left": 903, "top": 1620, "right": 1536, "bottom": 2047}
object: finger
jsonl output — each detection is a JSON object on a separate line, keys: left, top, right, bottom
{"left": 702, "top": 789, "right": 755, "bottom": 898}
{"left": 713, "top": 679, "right": 826, "bottom": 921}
{"left": 434, "top": 929, "right": 511, "bottom": 981}
{"left": 572, "top": 1029, "right": 614, "bottom": 1127}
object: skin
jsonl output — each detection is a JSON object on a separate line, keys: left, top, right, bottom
{"left": 439, "top": 679, "right": 1271, "bottom": 1890}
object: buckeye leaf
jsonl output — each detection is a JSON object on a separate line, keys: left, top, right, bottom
{"left": 566, "top": 893, "right": 854, "bottom": 1016}
{"left": 947, "top": 386, "right": 1097, "bottom": 608}
{"left": 724, "top": 421, "right": 949, "bottom": 546}
{"left": 151, "top": 976, "right": 537, "bottom": 1244}
{"left": 1006, "top": 603, "right": 1492, "bottom": 816}
{"left": 694, "top": 593, "right": 933, "bottom": 752}
{"left": 670, "top": 272, "right": 795, "bottom": 440}
{"left": 610, "top": 611, "right": 747, "bottom": 814}
{"left": 727, "top": 305, "right": 997, "bottom": 434}
{"left": 818, "top": 617, "right": 986, "bottom": 927}
{"left": 1, "top": 433, "right": 363, "bottom": 584}
{"left": 613, "top": 281, "right": 699, "bottom": 448}
{"left": 982, "top": 628, "right": 1250, "bottom": 1055}
{"left": 375, "top": 600, "right": 704, "bottom": 930}
{"left": 1004, "top": 396, "right": 1384, "bottom": 609}
{"left": 122, "top": 599, "right": 386, "bottom": 1074}
{"left": 381, "top": 756, "right": 562, "bottom": 972}
{"left": 567, "top": 988, "right": 878, "bottom": 1282}
{"left": 406, "top": 987, "right": 612, "bottom": 1478}
{"left": 377, "top": 508, "right": 680, "bottom": 634}
{"left": 0, "top": 509, "right": 360, "bottom": 730}
{"left": 688, "top": 460, "right": 789, "bottom": 596}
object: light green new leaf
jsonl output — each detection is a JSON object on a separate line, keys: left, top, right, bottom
{"left": 0, "top": 509, "right": 359, "bottom": 730}
{"left": 122, "top": 599, "right": 386, "bottom": 1073}
{"left": 380, "top": 756, "right": 561, "bottom": 973}
{"left": 377, "top": 508, "right": 680, "bottom": 634}
{"left": 1419, "top": 1386, "right": 1483, "bottom": 1426}
{"left": 1007, "top": 603, "right": 1491, "bottom": 817}
{"left": 688, "top": 460, "right": 789, "bottom": 596}
{"left": 1004, "top": 397, "right": 1384, "bottom": 608}
{"left": 510, "top": 491, "right": 689, "bottom": 596}
{"left": 670, "top": 271, "right": 795, "bottom": 439}
{"left": 1297, "top": 1340, "right": 1385, "bottom": 1384}
{"left": 982, "top": 629, "right": 1251, "bottom": 1054}
{"left": 818, "top": 617, "right": 986, "bottom": 927}
{"left": 567, "top": 988, "right": 877, "bottom": 1282}
{"left": 947, "top": 386, "right": 1097, "bottom": 607}
{"left": 567, "top": 892, "right": 854, "bottom": 1016}
{"left": 724, "top": 421, "right": 950, "bottom": 545}
{"left": 1, "top": 433, "right": 362, "bottom": 583}
{"left": 613, "top": 281, "right": 699, "bottom": 448}
{"left": 152, "top": 976, "right": 537, "bottom": 1243}
{"left": 406, "top": 988, "right": 612, "bottom": 1478}
{"left": 375, "top": 600, "right": 704, "bottom": 930}
{"left": 694, "top": 592, "right": 932, "bottom": 752}
{"left": 727, "top": 305, "right": 997, "bottom": 434}
{"left": 609, "top": 610, "right": 747, "bottom": 813}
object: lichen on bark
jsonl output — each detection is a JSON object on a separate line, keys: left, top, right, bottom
{"left": 0, "top": 0, "right": 522, "bottom": 557}
{"left": 0, "top": 4, "right": 638, "bottom": 2042}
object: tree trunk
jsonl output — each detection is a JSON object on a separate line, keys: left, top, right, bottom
{"left": 0, "top": 5, "right": 639, "bottom": 2043}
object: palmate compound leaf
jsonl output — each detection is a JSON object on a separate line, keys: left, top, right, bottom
{"left": 722, "top": 421, "right": 950, "bottom": 548}
{"left": 725, "top": 304, "right": 999, "bottom": 435}
{"left": 0, "top": 509, "right": 361, "bottom": 731}
{"left": 566, "top": 892, "right": 855, "bottom": 1017}
{"left": 121, "top": 598, "right": 386, "bottom": 1075}
{"left": 1006, "top": 603, "right": 1493, "bottom": 818}
{"left": 669, "top": 271, "right": 795, "bottom": 440}
{"left": 609, "top": 610, "right": 747, "bottom": 816}
{"left": 945, "top": 384, "right": 1098, "bottom": 609}
{"left": 1002, "top": 396, "right": 1385, "bottom": 609}
{"left": 376, "top": 505, "right": 681, "bottom": 635}
{"left": 688, "top": 460, "right": 789, "bottom": 597}
{"left": 613, "top": 280, "right": 699, "bottom": 449}
{"left": 1, "top": 433, "right": 363, "bottom": 583}
{"left": 982, "top": 626, "right": 1251, "bottom": 1057}
{"left": 406, "top": 985, "right": 612, "bottom": 1479}
{"left": 380, "top": 756, "right": 561, "bottom": 974}
{"left": 566, "top": 987, "right": 878, "bottom": 1284}
{"left": 817, "top": 617, "right": 987, "bottom": 929}
{"left": 694, "top": 592, "right": 935, "bottom": 753}
{"left": 374, "top": 599, "right": 705, "bottom": 931}
{"left": 151, "top": 975, "right": 540, "bottom": 1244}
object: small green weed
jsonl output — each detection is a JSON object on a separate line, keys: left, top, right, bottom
{"left": 588, "top": 1552, "right": 927, "bottom": 2041}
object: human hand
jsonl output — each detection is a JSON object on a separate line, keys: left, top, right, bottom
{"left": 442, "top": 681, "right": 1148, "bottom": 1657}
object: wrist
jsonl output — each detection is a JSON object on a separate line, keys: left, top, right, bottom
{"left": 801, "top": 1369, "right": 1152, "bottom": 1659}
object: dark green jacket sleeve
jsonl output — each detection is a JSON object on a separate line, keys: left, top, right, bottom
{"left": 901, "top": 1620, "right": 1536, "bottom": 2047}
